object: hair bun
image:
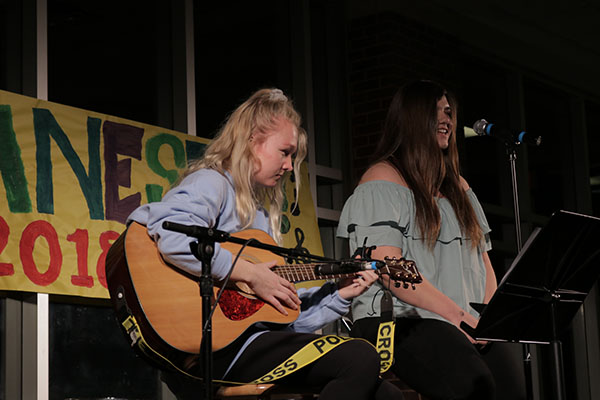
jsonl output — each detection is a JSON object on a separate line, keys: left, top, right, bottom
{"left": 268, "top": 88, "right": 287, "bottom": 101}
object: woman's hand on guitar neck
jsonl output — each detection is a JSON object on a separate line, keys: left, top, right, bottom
{"left": 233, "top": 258, "right": 301, "bottom": 316}
{"left": 338, "top": 270, "right": 379, "bottom": 300}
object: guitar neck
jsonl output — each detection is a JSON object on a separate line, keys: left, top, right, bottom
{"left": 272, "top": 263, "right": 362, "bottom": 283}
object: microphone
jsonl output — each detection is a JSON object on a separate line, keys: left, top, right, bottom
{"left": 315, "top": 260, "right": 385, "bottom": 275}
{"left": 472, "top": 119, "right": 541, "bottom": 146}
{"left": 162, "top": 221, "right": 230, "bottom": 241}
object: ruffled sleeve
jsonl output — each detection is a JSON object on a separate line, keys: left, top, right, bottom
{"left": 467, "top": 189, "right": 492, "bottom": 252}
{"left": 337, "top": 181, "right": 414, "bottom": 254}
{"left": 337, "top": 182, "right": 493, "bottom": 322}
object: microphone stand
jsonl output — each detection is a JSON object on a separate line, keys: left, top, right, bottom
{"left": 162, "top": 221, "right": 336, "bottom": 400}
{"left": 473, "top": 119, "right": 543, "bottom": 399}
{"left": 505, "top": 142, "right": 533, "bottom": 400}
{"left": 190, "top": 232, "right": 215, "bottom": 400}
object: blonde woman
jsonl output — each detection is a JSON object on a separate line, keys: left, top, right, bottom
{"left": 129, "top": 88, "right": 403, "bottom": 399}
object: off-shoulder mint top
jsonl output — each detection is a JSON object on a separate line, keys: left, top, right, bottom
{"left": 336, "top": 180, "right": 492, "bottom": 323}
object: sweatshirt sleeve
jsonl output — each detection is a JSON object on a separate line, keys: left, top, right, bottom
{"left": 127, "top": 170, "right": 234, "bottom": 280}
{"left": 290, "top": 282, "right": 351, "bottom": 333}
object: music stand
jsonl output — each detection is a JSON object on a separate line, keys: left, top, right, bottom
{"left": 462, "top": 210, "right": 600, "bottom": 400}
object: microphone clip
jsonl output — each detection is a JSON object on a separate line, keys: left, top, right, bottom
{"left": 352, "top": 237, "right": 377, "bottom": 259}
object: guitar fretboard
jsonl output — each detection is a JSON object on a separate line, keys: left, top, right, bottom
{"left": 272, "top": 264, "right": 360, "bottom": 283}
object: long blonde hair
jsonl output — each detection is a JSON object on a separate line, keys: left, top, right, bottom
{"left": 181, "top": 88, "right": 307, "bottom": 244}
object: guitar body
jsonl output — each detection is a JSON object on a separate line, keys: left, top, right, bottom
{"left": 106, "top": 222, "right": 298, "bottom": 376}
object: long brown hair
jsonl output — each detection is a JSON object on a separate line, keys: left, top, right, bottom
{"left": 372, "top": 80, "right": 482, "bottom": 248}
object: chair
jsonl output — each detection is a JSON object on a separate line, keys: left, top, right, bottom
{"left": 161, "top": 370, "right": 319, "bottom": 400}
{"left": 215, "top": 383, "right": 318, "bottom": 399}
{"left": 380, "top": 371, "right": 429, "bottom": 400}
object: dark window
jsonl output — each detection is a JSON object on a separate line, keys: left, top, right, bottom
{"left": 461, "top": 59, "right": 510, "bottom": 207}
{"left": 49, "top": 300, "right": 159, "bottom": 400}
{"left": 47, "top": 0, "right": 171, "bottom": 128}
{"left": 523, "top": 79, "right": 573, "bottom": 216}
{"left": 0, "top": 0, "right": 24, "bottom": 93}
{"left": 586, "top": 100, "right": 600, "bottom": 217}
{"left": 194, "top": 1, "right": 293, "bottom": 139}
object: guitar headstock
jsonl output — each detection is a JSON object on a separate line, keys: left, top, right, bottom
{"left": 381, "top": 256, "right": 423, "bottom": 289}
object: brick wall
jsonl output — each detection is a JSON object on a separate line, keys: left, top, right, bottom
{"left": 346, "top": 11, "right": 463, "bottom": 183}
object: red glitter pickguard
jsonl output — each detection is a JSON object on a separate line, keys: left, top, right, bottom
{"left": 218, "top": 289, "right": 265, "bottom": 321}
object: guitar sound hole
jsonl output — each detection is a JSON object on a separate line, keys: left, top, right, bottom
{"left": 219, "top": 289, "right": 265, "bottom": 320}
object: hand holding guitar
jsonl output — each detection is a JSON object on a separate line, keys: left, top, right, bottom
{"left": 233, "top": 258, "right": 301, "bottom": 316}
{"left": 338, "top": 270, "right": 379, "bottom": 300}
{"left": 106, "top": 223, "right": 423, "bottom": 356}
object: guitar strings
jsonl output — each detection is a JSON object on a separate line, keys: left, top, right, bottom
{"left": 273, "top": 263, "right": 359, "bottom": 282}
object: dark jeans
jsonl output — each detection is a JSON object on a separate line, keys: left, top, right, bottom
{"left": 164, "top": 330, "right": 404, "bottom": 400}
{"left": 352, "top": 317, "right": 527, "bottom": 400}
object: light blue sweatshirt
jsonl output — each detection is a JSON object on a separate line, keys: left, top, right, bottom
{"left": 128, "top": 168, "right": 350, "bottom": 376}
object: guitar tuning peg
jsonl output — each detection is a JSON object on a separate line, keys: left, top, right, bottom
{"left": 394, "top": 282, "right": 401, "bottom": 288}
{"left": 411, "top": 283, "right": 416, "bottom": 290}
{"left": 403, "top": 282, "right": 409, "bottom": 289}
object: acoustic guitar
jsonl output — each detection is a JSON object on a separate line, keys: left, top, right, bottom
{"left": 105, "top": 221, "right": 421, "bottom": 376}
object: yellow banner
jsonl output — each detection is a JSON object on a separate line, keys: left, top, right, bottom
{"left": 0, "top": 90, "right": 322, "bottom": 299}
